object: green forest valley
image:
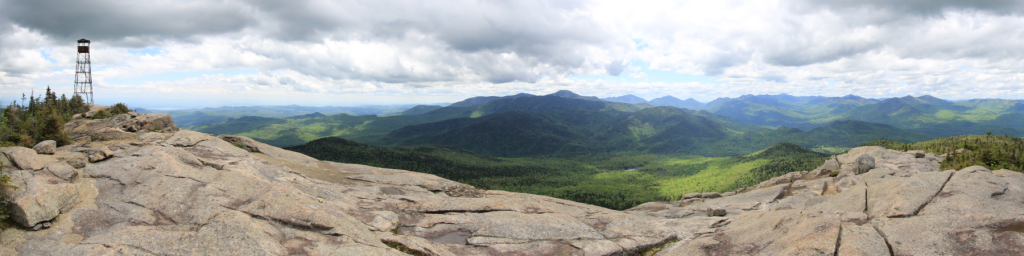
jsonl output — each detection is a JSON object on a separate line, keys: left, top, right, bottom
{"left": 287, "top": 137, "right": 830, "bottom": 210}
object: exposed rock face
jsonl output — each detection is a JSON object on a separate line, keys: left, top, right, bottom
{"left": 819, "top": 155, "right": 840, "bottom": 172}
{"left": 640, "top": 146, "right": 1024, "bottom": 255}
{"left": 5, "top": 169, "right": 79, "bottom": 228}
{"left": 2, "top": 114, "right": 719, "bottom": 256}
{"left": 5, "top": 113, "right": 1024, "bottom": 255}
{"left": 43, "top": 161, "right": 78, "bottom": 182}
{"left": 2, "top": 147, "right": 45, "bottom": 170}
{"left": 64, "top": 112, "right": 177, "bottom": 143}
{"left": 32, "top": 140, "right": 56, "bottom": 155}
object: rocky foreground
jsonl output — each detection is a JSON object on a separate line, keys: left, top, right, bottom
{"left": 1, "top": 112, "right": 1023, "bottom": 255}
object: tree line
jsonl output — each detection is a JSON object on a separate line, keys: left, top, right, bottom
{"left": 865, "top": 134, "right": 1024, "bottom": 172}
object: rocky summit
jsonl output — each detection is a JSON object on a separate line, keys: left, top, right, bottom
{"left": 1, "top": 113, "right": 1023, "bottom": 255}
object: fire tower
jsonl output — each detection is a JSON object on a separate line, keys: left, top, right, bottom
{"left": 74, "top": 38, "right": 93, "bottom": 103}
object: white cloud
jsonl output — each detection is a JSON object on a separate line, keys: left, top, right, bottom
{"left": 3, "top": 0, "right": 1024, "bottom": 107}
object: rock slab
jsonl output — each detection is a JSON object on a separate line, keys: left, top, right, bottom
{"left": 2, "top": 147, "right": 45, "bottom": 170}
{"left": 32, "top": 140, "right": 56, "bottom": 155}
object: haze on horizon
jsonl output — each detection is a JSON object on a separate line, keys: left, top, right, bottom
{"left": 1, "top": 0, "right": 1024, "bottom": 109}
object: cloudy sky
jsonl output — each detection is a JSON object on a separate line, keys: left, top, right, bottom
{"left": 2, "top": 0, "right": 1024, "bottom": 108}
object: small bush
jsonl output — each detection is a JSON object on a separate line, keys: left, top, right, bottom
{"left": 109, "top": 103, "right": 130, "bottom": 115}
{"left": 0, "top": 161, "right": 18, "bottom": 223}
{"left": 232, "top": 140, "right": 248, "bottom": 150}
{"left": 91, "top": 109, "right": 110, "bottom": 119}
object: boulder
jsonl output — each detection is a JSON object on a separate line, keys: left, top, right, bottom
{"left": 32, "top": 140, "right": 56, "bottom": 154}
{"left": 706, "top": 208, "right": 726, "bottom": 217}
{"left": 44, "top": 161, "right": 78, "bottom": 182}
{"left": 76, "top": 147, "right": 113, "bottom": 163}
{"left": 819, "top": 156, "right": 840, "bottom": 172}
{"left": 2, "top": 146, "right": 45, "bottom": 170}
{"left": 6, "top": 170, "right": 80, "bottom": 227}
{"left": 852, "top": 154, "right": 875, "bottom": 175}
{"left": 700, "top": 192, "right": 722, "bottom": 199}
{"left": 64, "top": 156, "right": 86, "bottom": 168}
{"left": 907, "top": 150, "right": 926, "bottom": 158}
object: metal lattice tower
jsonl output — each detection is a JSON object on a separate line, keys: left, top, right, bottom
{"left": 74, "top": 38, "right": 93, "bottom": 104}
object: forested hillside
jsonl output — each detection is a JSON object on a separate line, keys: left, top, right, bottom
{"left": 191, "top": 92, "right": 651, "bottom": 147}
{"left": 375, "top": 106, "right": 929, "bottom": 157}
{"left": 287, "top": 137, "right": 830, "bottom": 210}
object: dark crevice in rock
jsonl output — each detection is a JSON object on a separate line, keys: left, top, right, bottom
{"left": 872, "top": 225, "right": 895, "bottom": 256}
{"left": 418, "top": 209, "right": 526, "bottom": 214}
{"left": 992, "top": 187, "right": 1009, "bottom": 198}
{"left": 637, "top": 238, "right": 681, "bottom": 256}
{"left": 122, "top": 243, "right": 160, "bottom": 254}
{"left": 125, "top": 201, "right": 178, "bottom": 225}
{"left": 833, "top": 225, "right": 842, "bottom": 256}
{"left": 777, "top": 182, "right": 796, "bottom": 201}
{"left": 995, "top": 221, "right": 1024, "bottom": 233}
{"left": 627, "top": 235, "right": 680, "bottom": 256}
{"left": 90, "top": 176, "right": 127, "bottom": 187}
{"left": 163, "top": 174, "right": 205, "bottom": 185}
{"left": 419, "top": 221, "right": 460, "bottom": 229}
{"left": 710, "top": 218, "right": 731, "bottom": 229}
{"left": 237, "top": 210, "right": 331, "bottom": 233}
{"left": 382, "top": 240, "right": 431, "bottom": 256}
{"left": 863, "top": 186, "right": 869, "bottom": 214}
{"left": 912, "top": 171, "right": 955, "bottom": 217}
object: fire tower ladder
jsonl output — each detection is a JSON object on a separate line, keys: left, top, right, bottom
{"left": 74, "top": 38, "right": 93, "bottom": 104}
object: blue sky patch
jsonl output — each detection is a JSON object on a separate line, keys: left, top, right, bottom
{"left": 127, "top": 47, "right": 165, "bottom": 56}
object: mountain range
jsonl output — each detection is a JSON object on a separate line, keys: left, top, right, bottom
{"left": 190, "top": 90, "right": 936, "bottom": 157}
{"left": 601, "top": 94, "right": 706, "bottom": 110}
{"left": 140, "top": 104, "right": 442, "bottom": 127}
{"left": 700, "top": 94, "right": 1024, "bottom": 137}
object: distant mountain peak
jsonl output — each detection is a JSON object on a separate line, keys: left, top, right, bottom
{"left": 549, "top": 90, "right": 581, "bottom": 97}
{"left": 449, "top": 93, "right": 535, "bottom": 107}
{"left": 602, "top": 94, "right": 649, "bottom": 104}
{"left": 547, "top": 90, "right": 601, "bottom": 101}
{"left": 649, "top": 95, "right": 705, "bottom": 110}
{"left": 653, "top": 95, "right": 681, "bottom": 101}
